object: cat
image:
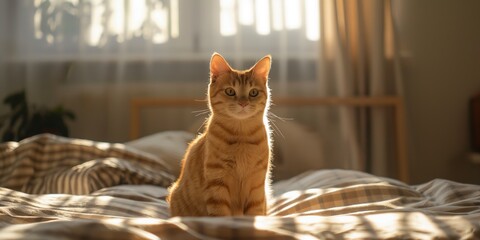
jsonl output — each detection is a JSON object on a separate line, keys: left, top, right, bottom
{"left": 167, "top": 53, "right": 273, "bottom": 217}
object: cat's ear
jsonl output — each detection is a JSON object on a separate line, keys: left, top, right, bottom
{"left": 251, "top": 55, "right": 272, "bottom": 83}
{"left": 210, "top": 52, "right": 232, "bottom": 82}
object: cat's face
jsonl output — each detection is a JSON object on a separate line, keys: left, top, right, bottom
{"left": 208, "top": 53, "right": 271, "bottom": 120}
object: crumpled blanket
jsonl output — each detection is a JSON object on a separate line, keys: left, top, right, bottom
{"left": 0, "top": 134, "right": 480, "bottom": 239}
{"left": 0, "top": 134, "right": 174, "bottom": 194}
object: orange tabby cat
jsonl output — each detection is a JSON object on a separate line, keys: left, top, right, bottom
{"left": 167, "top": 53, "right": 272, "bottom": 217}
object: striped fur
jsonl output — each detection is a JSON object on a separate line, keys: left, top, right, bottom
{"left": 168, "top": 53, "right": 273, "bottom": 217}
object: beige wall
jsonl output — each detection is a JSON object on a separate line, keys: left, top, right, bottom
{"left": 394, "top": 0, "right": 480, "bottom": 184}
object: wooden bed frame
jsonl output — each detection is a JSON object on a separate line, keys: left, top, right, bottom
{"left": 129, "top": 96, "right": 409, "bottom": 183}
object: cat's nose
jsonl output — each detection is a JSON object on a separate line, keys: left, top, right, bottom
{"left": 239, "top": 102, "right": 249, "bottom": 107}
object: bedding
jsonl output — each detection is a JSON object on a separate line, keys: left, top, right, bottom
{"left": 0, "top": 134, "right": 479, "bottom": 239}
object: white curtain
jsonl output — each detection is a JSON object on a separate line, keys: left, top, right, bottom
{"left": 0, "top": 0, "right": 402, "bottom": 177}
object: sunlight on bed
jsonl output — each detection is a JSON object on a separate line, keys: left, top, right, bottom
{"left": 294, "top": 215, "right": 360, "bottom": 238}
{"left": 70, "top": 139, "right": 126, "bottom": 150}
{"left": 405, "top": 213, "right": 445, "bottom": 238}
{"left": 253, "top": 217, "right": 317, "bottom": 240}
{"left": 278, "top": 188, "right": 330, "bottom": 202}
{"left": 362, "top": 212, "right": 446, "bottom": 238}
{"left": 103, "top": 217, "right": 162, "bottom": 226}
{"left": 139, "top": 205, "right": 165, "bottom": 217}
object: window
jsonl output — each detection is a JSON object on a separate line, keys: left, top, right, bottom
{"left": 7, "top": 0, "right": 320, "bottom": 88}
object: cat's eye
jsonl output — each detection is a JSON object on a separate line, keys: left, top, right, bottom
{"left": 249, "top": 89, "right": 259, "bottom": 97}
{"left": 225, "top": 87, "right": 236, "bottom": 96}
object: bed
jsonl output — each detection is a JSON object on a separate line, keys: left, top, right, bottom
{"left": 1, "top": 133, "right": 479, "bottom": 240}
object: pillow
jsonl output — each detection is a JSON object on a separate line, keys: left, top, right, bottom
{"left": 125, "top": 131, "right": 195, "bottom": 177}
{"left": 125, "top": 123, "right": 324, "bottom": 182}
{"left": 270, "top": 120, "right": 324, "bottom": 181}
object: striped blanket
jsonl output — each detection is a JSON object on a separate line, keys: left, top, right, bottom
{"left": 0, "top": 134, "right": 174, "bottom": 194}
{"left": 1, "top": 134, "right": 480, "bottom": 239}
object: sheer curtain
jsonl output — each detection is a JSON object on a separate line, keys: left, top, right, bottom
{"left": 0, "top": 0, "right": 402, "bottom": 177}
{"left": 319, "top": 0, "right": 402, "bottom": 175}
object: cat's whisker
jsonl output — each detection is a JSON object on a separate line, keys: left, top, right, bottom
{"left": 268, "top": 112, "right": 293, "bottom": 122}
{"left": 196, "top": 118, "right": 208, "bottom": 133}
{"left": 192, "top": 112, "right": 210, "bottom": 117}
{"left": 192, "top": 109, "right": 210, "bottom": 113}
{"left": 272, "top": 122, "right": 285, "bottom": 139}
{"left": 192, "top": 109, "right": 211, "bottom": 117}
{"left": 267, "top": 116, "right": 285, "bottom": 139}
{"left": 267, "top": 111, "right": 294, "bottom": 139}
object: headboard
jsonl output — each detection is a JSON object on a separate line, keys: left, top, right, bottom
{"left": 129, "top": 96, "right": 409, "bottom": 183}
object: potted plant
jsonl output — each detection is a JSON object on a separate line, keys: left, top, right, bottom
{"left": 0, "top": 90, "right": 75, "bottom": 142}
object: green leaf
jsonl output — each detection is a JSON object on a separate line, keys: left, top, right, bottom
{"left": 64, "top": 110, "right": 76, "bottom": 120}
{"left": 3, "top": 90, "right": 26, "bottom": 110}
{"left": 2, "top": 90, "right": 76, "bottom": 141}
